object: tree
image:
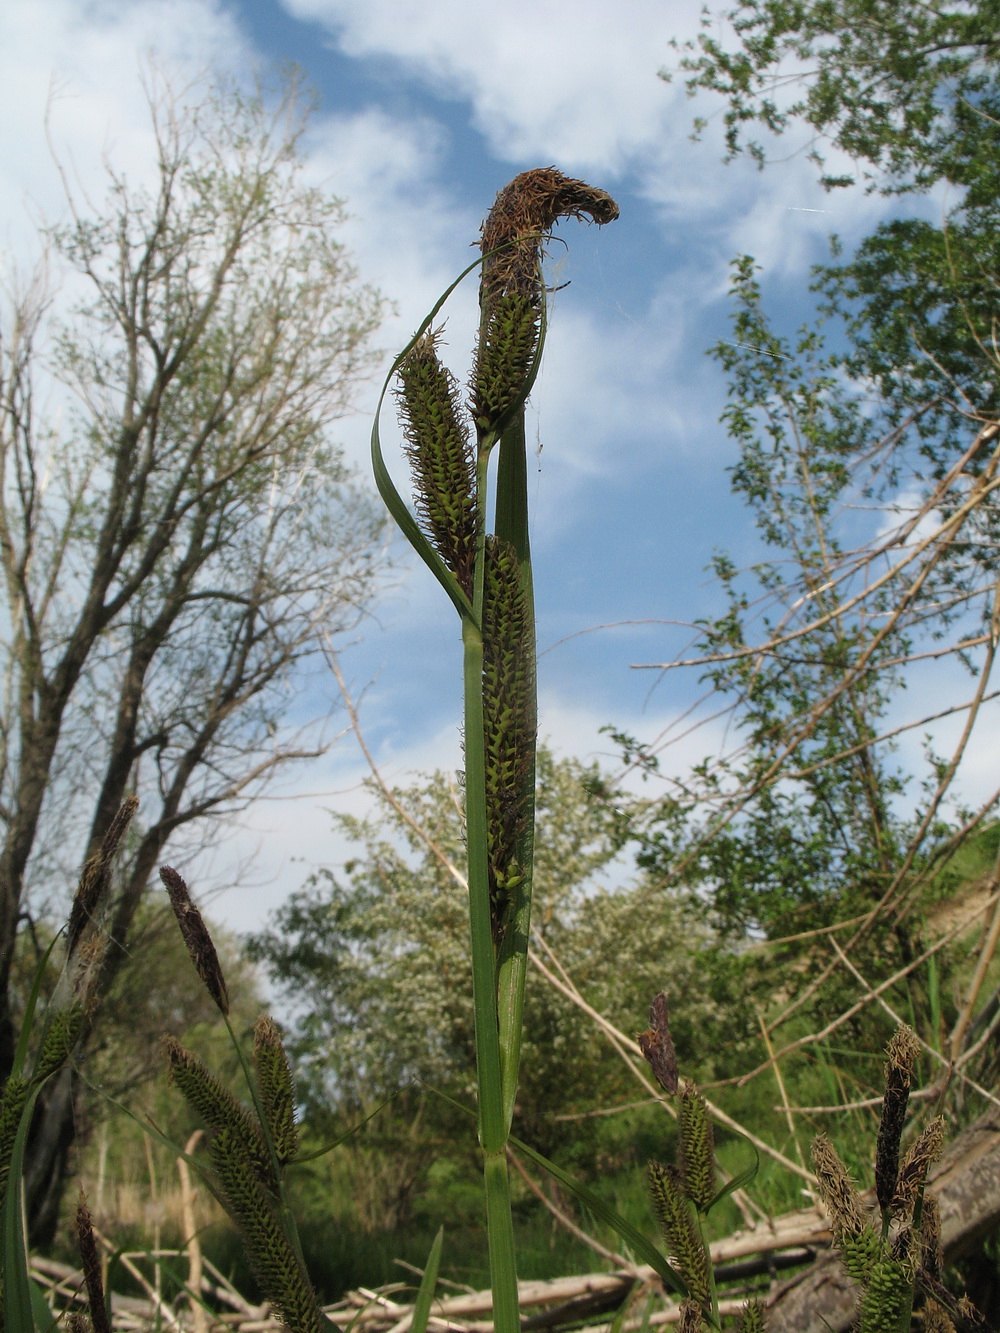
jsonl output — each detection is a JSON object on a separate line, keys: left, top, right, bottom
{"left": 669, "top": 0, "right": 1000, "bottom": 193}
{"left": 0, "top": 71, "right": 387, "bottom": 1242}
{"left": 576, "top": 13, "right": 1000, "bottom": 1185}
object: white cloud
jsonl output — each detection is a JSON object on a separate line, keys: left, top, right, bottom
{"left": 282, "top": 0, "right": 703, "bottom": 174}
{"left": 0, "top": 0, "right": 252, "bottom": 259}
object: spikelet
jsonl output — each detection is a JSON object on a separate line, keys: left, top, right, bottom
{"left": 0, "top": 1075, "right": 28, "bottom": 1224}
{"left": 677, "top": 1078, "right": 715, "bottom": 1213}
{"left": 875, "top": 1026, "right": 918, "bottom": 1213}
{"left": 162, "top": 1037, "right": 272, "bottom": 1187}
{"left": 160, "top": 866, "right": 230, "bottom": 1016}
{"left": 839, "top": 1225, "right": 883, "bottom": 1285}
{"left": 396, "top": 330, "right": 478, "bottom": 596}
{"left": 210, "top": 1125, "right": 323, "bottom": 1333}
{"left": 76, "top": 1192, "right": 111, "bottom": 1333}
{"left": 889, "top": 1116, "right": 945, "bottom": 1221}
{"left": 811, "top": 1133, "right": 869, "bottom": 1243}
{"left": 253, "top": 1015, "right": 299, "bottom": 1166}
{"left": 648, "top": 1160, "right": 710, "bottom": 1307}
{"left": 855, "top": 1256, "right": 914, "bottom": 1333}
{"left": 478, "top": 167, "right": 619, "bottom": 305}
{"left": 920, "top": 1191, "right": 944, "bottom": 1281}
{"left": 737, "top": 1298, "right": 768, "bottom": 1331}
{"left": 482, "top": 536, "right": 535, "bottom": 938}
{"left": 471, "top": 291, "right": 542, "bottom": 436}
{"left": 35, "top": 1004, "right": 85, "bottom": 1082}
{"left": 67, "top": 796, "right": 139, "bottom": 956}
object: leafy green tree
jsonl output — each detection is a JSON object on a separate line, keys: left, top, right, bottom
{"left": 0, "top": 72, "right": 387, "bottom": 1241}
{"left": 626, "top": 5, "right": 1000, "bottom": 1053}
{"left": 669, "top": 0, "right": 1000, "bottom": 193}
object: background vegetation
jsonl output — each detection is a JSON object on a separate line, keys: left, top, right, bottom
{"left": 2, "top": 1, "right": 999, "bottom": 1326}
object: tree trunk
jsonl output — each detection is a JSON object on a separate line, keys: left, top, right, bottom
{"left": 24, "top": 1068, "right": 79, "bottom": 1250}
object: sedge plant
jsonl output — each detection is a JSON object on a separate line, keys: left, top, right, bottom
{"left": 639, "top": 995, "right": 987, "bottom": 1332}
{"left": 372, "top": 168, "right": 618, "bottom": 1332}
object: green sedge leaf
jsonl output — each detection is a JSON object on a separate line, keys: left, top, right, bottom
{"left": 409, "top": 1227, "right": 444, "bottom": 1333}
{"left": 708, "top": 1141, "right": 760, "bottom": 1212}
{"left": 29, "top": 1275, "right": 60, "bottom": 1331}
{"left": 510, "top": 1133, "right": 687, "bottom": 1298}
{"left": 3, "top": 1084, "right": 43, "bottom": 1331}
{"left": 419, "top": 1083, "right": 686, "bottom": 1298}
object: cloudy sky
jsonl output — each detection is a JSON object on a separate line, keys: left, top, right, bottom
{"left": 0, "top": 0, "right": 947, "bottom": 930}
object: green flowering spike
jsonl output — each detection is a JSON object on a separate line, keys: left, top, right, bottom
{"left": 482, "top": 536, "right": 536, "bottom": 938}
{"left": 840, "top": 1225, "right": 883, "bottom": 1284}
{"left": 678, "top": 1078, "right": 715, "bottom": 1213}
{"left": 471, "top": 292, "right": 540, "bottom": 436}
{"left": 35, "top": 1004, "right": 85, "bottom": 1083}
{"left": 210, "top": 1126, "right": 323, "bottom": 1333}
{"left": 253, "top": 1014, "right": 299, "bottom": 1166}
{"left": 648, "top": 1160, "right": 711, "bottom": 1307}
{"left": 890, "top": 1117, "right": 945, "bottom": 1221}
{"left": 737, "top": 1298, "right": 769, "bottom": 1332}
{"left": 856, "top": 1257, "right": 914, "bottom": 1333}
{"left": 875, "top": 1026, "right": 918, "bottom": 1214}
{"left": 811, "top": 1133, "right": 868, "bottom": 1242}
{"left": 0, "top": 1076, "right": 29, "bottom": 1208}
{"left": 396, "top": 330, "right": 478, "bottom": 597}
{"left": 162, "top": 1037, "right": 273, "bottom": 1187}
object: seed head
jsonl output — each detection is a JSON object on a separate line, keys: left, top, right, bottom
{"left": 678, "top": 1078, "right": 715, "bottom": 1212}
{"left": 253, "top": 1014, "right": 299, "bottom": 1166}
{"left": 211, "top": 1125, "right": 323, "bottom": 1333}
{"left": 67, "top": 796, "right": 139, "bottom": 957}
{"left": 875, "top": 1025, "right": 919, "bottom": 1213}
{"left": 811, "top": 1133, "right": 868, "bottom": 1242}
{"left": 396, "top": 330, "right": 478, "bottom": 595}
{"left": 648, "top": 1160, "right": 710, "bottom": 1306}
{"left": 638, "top": 992, "right": 679, "bottom": 1095}
{"left": 76, "top": 1192, "right": 111, "bottom": 1333}
{"left": 890, "top": 1116, "right": 945, "bottom": 1221}
{"left": 482, "top": 536, "right": 535, "bottom": 939}
{"left": 160, "top": 866, "right": 230, "bottom": 1016}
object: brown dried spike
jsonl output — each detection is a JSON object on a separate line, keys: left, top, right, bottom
{"left": 160, "top": 865, "right": 230, "bottom": 1015}
{"left": 480, "top": 167, "right": 619, "bottom": 302}
{"left": 811, "top": 1133, "right": 868, "bottom": 1241}
{"left": 638, "top": 992, "right": 679, "bottom": 1094}
{"left": 76, "top": 1191, "right": 112, "bottom": 1333}
{"left": 890, "top": 1116, "right": 945, "bottom": 1221}
{"left": 67, "top": 796, "right": 140, "bottom": 956}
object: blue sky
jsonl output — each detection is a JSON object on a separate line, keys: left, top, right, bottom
{"left": 0, "top": 0, "right": 961, "bottom": 930}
